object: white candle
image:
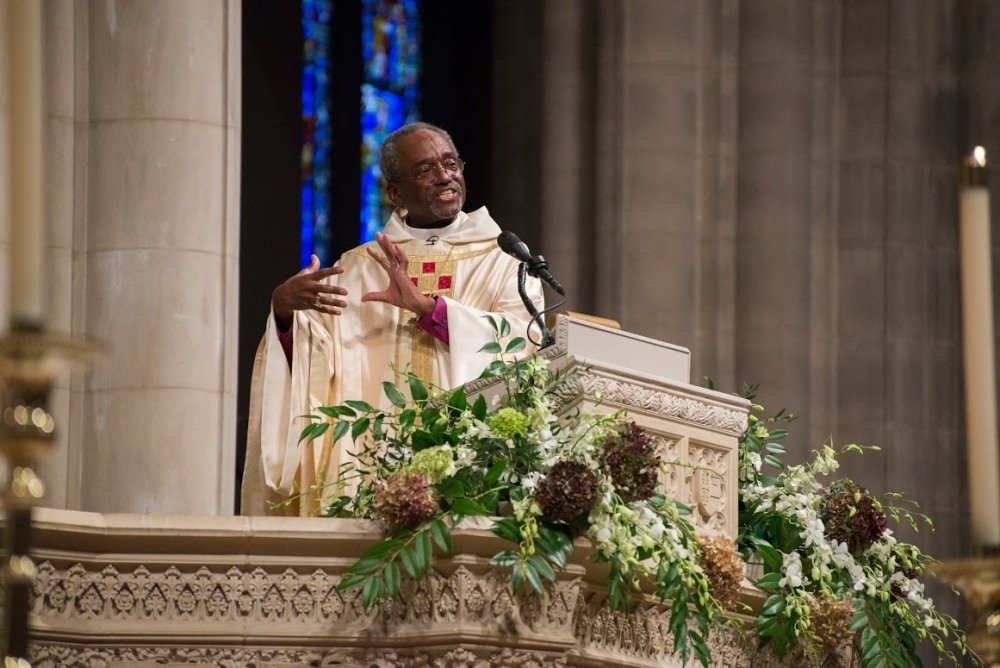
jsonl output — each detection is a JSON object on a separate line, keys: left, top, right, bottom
{"left": 7, "top": 0, "right": 45, "bottom": 325}
{"left": 958, "top": 146, "right": 1000, "bottom": 548}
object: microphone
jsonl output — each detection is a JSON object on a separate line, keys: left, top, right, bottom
{"left": 496, "top": 231, "right": 566, "bottom": 295}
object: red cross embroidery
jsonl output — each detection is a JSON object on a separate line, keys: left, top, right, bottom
{"left": 422, "top": 262, "right": 436, "bottom": 274}
{"left": 438, "top": 275, "right": 452, "bottom": 290}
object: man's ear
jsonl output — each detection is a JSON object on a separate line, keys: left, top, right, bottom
{"left": 386, "top": 182, "right": 403, "bottom": 207}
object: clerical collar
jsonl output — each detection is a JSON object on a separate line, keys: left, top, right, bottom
{"left": 404, "top": 214, "right": 462, "bottom": 244}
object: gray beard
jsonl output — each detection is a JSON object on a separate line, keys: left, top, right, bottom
{"left": 428, "top": 194, "right": 465, "bottom": 221}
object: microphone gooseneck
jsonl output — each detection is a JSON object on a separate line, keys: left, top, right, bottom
{"left": 496, "top": 231, "right": 566, "bottom": 296}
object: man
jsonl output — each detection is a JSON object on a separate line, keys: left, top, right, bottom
{"left": 241, "top": 122, "right": 543, "bottom": 516}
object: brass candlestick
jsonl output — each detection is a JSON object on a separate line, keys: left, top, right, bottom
{"left": 0, "top": 327, "right": 97, "bottom": 662}
{"left": 931, "top": 555, "right": 1000, "bottom": 668}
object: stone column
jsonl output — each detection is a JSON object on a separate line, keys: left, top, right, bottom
{"left": 75, "top": 0, "right": 240, "bottom": 514}
{"left": 39, "top": 0, "right": 80, "bottom": 510}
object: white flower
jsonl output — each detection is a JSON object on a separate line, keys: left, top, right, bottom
{"left": 779, "top": 551, "right": 805, "bottom": 588}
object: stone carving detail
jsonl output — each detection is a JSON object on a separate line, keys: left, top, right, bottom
{"left": 653, "top": 434, "right": 684, "bottom": 499}
{"left": 689, "top": 441, "right": 730, "bottom": 533}
{"left": 577, "top": 375, "right": 748, "bottom": 435}
{"left": 29, "top": 644, "right": 569, "bottom": 668}
{"left": 28, "top": 559, "right": 856, "bottom": 667}
{"left": 31, "top": 561, "right": 580, "bottom": 638}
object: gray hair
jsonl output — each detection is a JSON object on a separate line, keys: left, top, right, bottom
{"left": 379, "top": 121, "right": 456, "bottom": 183}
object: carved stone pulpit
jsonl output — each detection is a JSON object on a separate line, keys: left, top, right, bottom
{"left": 17, "top": 318, "right": 856, "bottom": 667}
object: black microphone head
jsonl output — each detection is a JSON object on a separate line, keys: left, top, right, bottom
{"left": 497, "top": 230, "right": 521, "bottom": 254}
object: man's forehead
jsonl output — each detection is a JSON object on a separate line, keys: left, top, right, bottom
{"left": 398, "top": 130, "right": 457, "bottom": 162}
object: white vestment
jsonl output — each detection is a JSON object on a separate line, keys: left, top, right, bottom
{"left": 241, "top": 207, "right": 544, "bottom": 515}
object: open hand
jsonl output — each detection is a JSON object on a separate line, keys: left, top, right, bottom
{"left": 361, "top": 232, "right": 435, "bottom": 317}
{"left": 272, "top": 254, "right": 347, "bottom": 329}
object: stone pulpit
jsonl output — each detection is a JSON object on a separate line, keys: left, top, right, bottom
{"left": 18, "top": 317, "right": 852, "bottom": 667}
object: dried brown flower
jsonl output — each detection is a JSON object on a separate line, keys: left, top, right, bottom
{"left": 696, "top": 534, "right": 744, "bottom": 608}
{"left": 373, "top": 471, "right": 438, "bottom": 530}
{"left": 599, "top": 422, "right": 660, "bottom": 503}
{"left": 534, "top": 460, "right": 600, "bottom": 522}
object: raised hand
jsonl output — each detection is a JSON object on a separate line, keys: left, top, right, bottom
{"left": 272, "top": 254, "right": 347, "bottom": 329}
{"left": 361, "top": 232, "right": 435, "bottom": 317}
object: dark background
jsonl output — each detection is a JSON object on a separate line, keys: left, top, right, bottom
{"left": 236, "top": 1, "right": 494, "bottom": 512}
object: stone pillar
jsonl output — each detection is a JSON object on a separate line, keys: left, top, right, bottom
{"left": 39, "top": 0, "right": 80, "bottom": 510}
{"left": 0, "top": 0, "right": 9, "bottom": 327}
{"left": 74, "top": 0, "right": 240, "bottom": 514}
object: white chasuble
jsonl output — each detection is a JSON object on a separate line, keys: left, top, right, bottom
{"left": 242, "top": 207, "right": 544, "bottom": 516}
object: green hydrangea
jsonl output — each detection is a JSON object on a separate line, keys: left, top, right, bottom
{"left": 407, "top": 445, "right": 455, "bottom": 484}
{"left": 488, "top": 407, "right": 528, "bottom": 439}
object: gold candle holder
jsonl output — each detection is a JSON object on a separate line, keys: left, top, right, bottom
{"left": 931, "top": 554, "right": 1000, "bottom": 668}
{"left": 0, "top": 327, "right": 98, "bottom": 662}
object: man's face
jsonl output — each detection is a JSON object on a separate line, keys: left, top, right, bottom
{"left": 386, "top": 129, "right": 466, "bottom": 228}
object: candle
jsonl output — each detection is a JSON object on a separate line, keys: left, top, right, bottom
{"left": 7, "top": 0, "right": 44, "bottom": 325}
{"left": 958, "top": 146, "right": 1000, "bottom": 549}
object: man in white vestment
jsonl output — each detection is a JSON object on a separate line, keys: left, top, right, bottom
{"left": 241, "top": 122, "right": 544, "bottom": 516}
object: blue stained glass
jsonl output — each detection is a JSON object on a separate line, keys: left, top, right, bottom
{"left": 301, "top": 0, "right": 332, "bottom": 267}
{"left": 360, "top": 0, "right": 421, "bottom": 242}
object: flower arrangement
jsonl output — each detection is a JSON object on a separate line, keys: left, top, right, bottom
{"left": 737, "top": 388, "right": 977, "bottom": 666}
{"left": 296, "top": 321, "right": 978, "bottom": 668}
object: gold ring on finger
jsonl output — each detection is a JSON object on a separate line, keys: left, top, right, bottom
{"left": 314, "top": 294, "right": 323, "bottom": 308}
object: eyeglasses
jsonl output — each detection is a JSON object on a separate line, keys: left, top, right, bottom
{"left": 410, "top": 158, "right": 465, "bottom": 184}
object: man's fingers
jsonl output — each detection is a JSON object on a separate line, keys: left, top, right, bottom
{"left": 366, "top": 246, "right": 390, "bottom": 269}
{"left": 298, "top": 254, "right": 321, "bottom": 276}
{"left": 360, "top": 291, "right": 388, "bottom": 304}
{"left": 313, "top": 265, "right": 344, "bottom": 279}
{"left": 316, "top": 284, "right": 348, "bottom": 296}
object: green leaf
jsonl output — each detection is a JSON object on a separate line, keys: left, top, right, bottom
{"left": 414, "top": 530, "right": 432, "bottom": 571}
{"left": 748, "top": 537, "right": 783, "bottom": 573}
{"left": 504, "top": 337, "right": 526, "bottom": 354}
{"left": 448, "top": 388, "right": 468, "bottom": 413}
{"left": 399, "top": 546, "right": 419, "bottom": 580}
{"left": 479, "top": 360, "right": 507, "bottom": 378}
{"left": 384, "top": 562, "right": 401, "bottom": 598}
{"left": 408, "top": 374, "right": 428, "bottom": 403}
{"left": 471, "top": 394, "right": 488, "bottom": 420}
{"left": 345, "top": 556, "right": 382, "bottom": 575}
{"left": 489, "top": 550, "right": 518, "bottom": 567}
{"left": 765, "top": 442, "right": 787, "bottom": 455}
{"left": 361, "top": 574, "right": 383, "bottom": 610}
{"left": 478, "top": 341, "right": 503, "bottom": 354}
{"left": 411, "top": 430, "right": 440, "bottom": 451}
{"left": 317, "top": 405, "right": 356, "bottom": 418}
{"left": 511, "top": 563, "right": 524, "bottom": 593}
{"left": 345, "top": 399, "right": 376, "bottom": 414}
{"left": 529, "top": 554, "right": 556, "bottom": 582}
{"left": 351, "top": 417, "right": 371, "bottom": 441}
{"left": 760, "top": 594, "right": 786, "bottom": 617}
{"left": 436, "top": 477, "right": 465, "bottom": 498}
{"left": 755, "top": 572, "right": 782, "bottom": 591}
{"left": 336, "top": 573, "right": 366, "bottom": 591}
{"left": 485, "top": 314, "right": 499, "bottom": 333}
{"left": 431, "top": 519, "right": 453, "bottom": 555}
{"left": 383, "top": 382, "right": 407, "bottom": 409}
{"left": 421, "top": 407, "right": 442, "bottom": 428}
{"left": 763, "top": 453, "right": 785, "bottom": 470}
{"left": 360, "top": 538, "right": 401, "bottom": 560}
{"left": 490, "top": 518, "right": 521, "bottom": 544}
{"left": 400, "top": 408, "right": 417, "bottom": 432}
{"left": 484, "top": 460, "right": 506, "bottom": 487}
{"left": 332, "top": 420, "right": 350, "bottom": 443}
{"left": 524, "top": 562, "right": 545, "bottom": 594}
{"left": 848, "top": 607, "right": 869, "bottom": 631}
{"left": 500, "top": 318, "right": 511, "bottom": 337}
{"left": 451, "top": 498, "right": 488, "bottom": 516}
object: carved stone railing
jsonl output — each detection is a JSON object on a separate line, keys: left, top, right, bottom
{"left": 16, "top": 509, "right": 858, "bottom": 668}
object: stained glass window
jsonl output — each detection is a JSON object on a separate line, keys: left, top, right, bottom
{"left": 301, "top": 0, "right": 332, "bottom": 267}
{"left": 361, "top": 0, "right": 421, "bottom": 242}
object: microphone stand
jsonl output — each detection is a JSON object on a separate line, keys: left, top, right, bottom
{"left": 517, "top": 263, "right": 554, "bottom": 348}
